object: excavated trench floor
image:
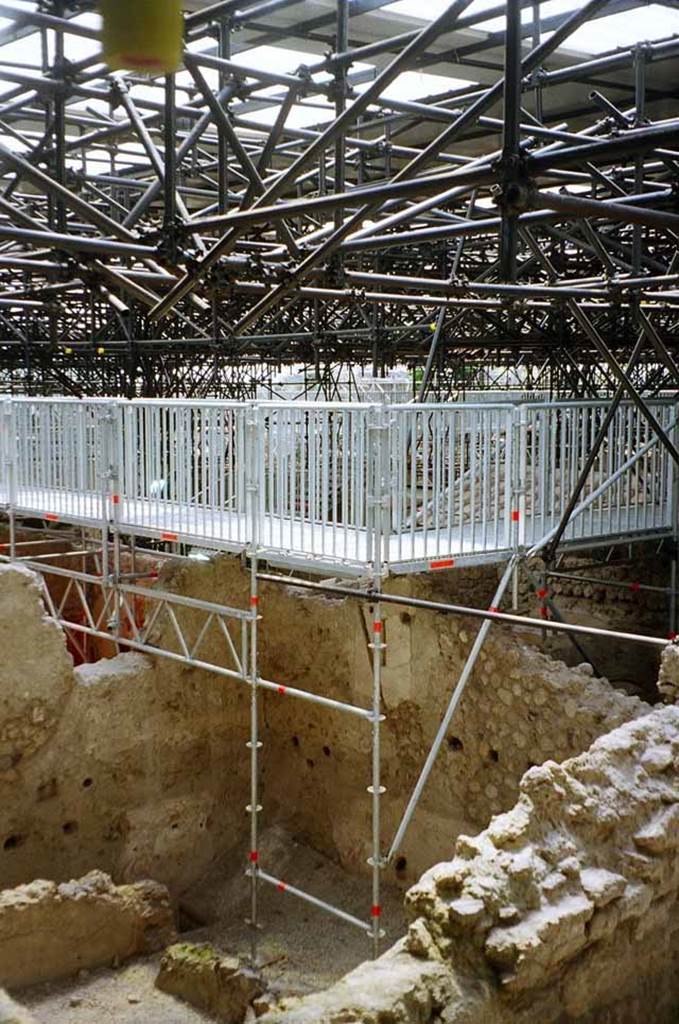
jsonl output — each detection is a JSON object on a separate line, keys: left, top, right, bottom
{"left": 20, "top": 830, "right": 406, "bottom": 1022}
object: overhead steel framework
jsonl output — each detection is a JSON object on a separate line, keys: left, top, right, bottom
{"left": 0, "top": 0, "right": 675, "bottom": 397}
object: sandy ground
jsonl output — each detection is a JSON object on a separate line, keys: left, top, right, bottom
{"left": 21, "top": 828, "right": 407, "bottom": 1022}
{"left": 21, "top": 960, "right": 213, "bottom": 1024}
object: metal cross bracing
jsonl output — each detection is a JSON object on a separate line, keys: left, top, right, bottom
{"left": 0, "top": 3, "right": 675, "bottom": 396}
{"left": 0, "top": 390, "right": 677, "bottom": 962}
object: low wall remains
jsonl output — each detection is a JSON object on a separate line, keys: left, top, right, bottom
{"left": 0, "top": 870, "right": 174, "bottom": 990}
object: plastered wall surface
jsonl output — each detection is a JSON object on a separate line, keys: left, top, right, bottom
{"left": 261, "top": 704, "right": 679, "bottom": 1024}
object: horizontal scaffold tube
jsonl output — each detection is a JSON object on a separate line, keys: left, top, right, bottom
{"left": 256, "top": 572, "right": 672, "bottom": 649}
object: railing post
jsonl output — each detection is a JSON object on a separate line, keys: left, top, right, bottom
{"left": 245, "top": 401, "right": 262, "bottom": 965}
{"left": 510, "top": 404, "right": 527, "bottom": 608}
{"left": 670, "top": 403, "right": 679, "bottom": 638}
{"left": 98, "top": 401, "right": 122, "bottom": 636}
{"left": 2, "top": 399, "right": 16, "bottom": 559}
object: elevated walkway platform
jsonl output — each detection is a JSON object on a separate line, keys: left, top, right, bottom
{"left": 1, "top": 396, "right": 676, "bottom": 575}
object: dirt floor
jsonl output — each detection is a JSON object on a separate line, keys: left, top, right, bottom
{"left": 20, "top": 829, "right": 406, "bottom": 1022}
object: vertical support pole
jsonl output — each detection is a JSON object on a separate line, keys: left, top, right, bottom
{"left": 633, "top": 44, "right": 646, "bottom": 275}
{"left": 100, "top": 402, "right": 120, "bottom": 639}
{"left": 98, "top": 406, "right": 111, "bottom": 584}
{"left": 500, "top": 0, "right": 523, "bottom": 283}
{"left": 218, "top": 18, "right": 231, "bottom": 216}
{"left": 334, "top": 0, "right": 349, "bottom": 231}
{"left": 367, "top": 403, "right": 388, "bottom": 958}
{"left": 511, "top": 405, "right": 527, "bottom": 608}
{"left": 531, "top": 0, "right": 543, "bottom": 122}
{"left": 245, "top": 402, "right": 262, "bottom": 965}
{"left": 164, "top": 73, "right": 178, "bottom": 261}
{"left": 110, "top": 403, "right": 122, "bottom": 647}
{"left": 2, "top": 399, "right": 16, "bottom": 559}
{"left": 670, "top": 406, "right": 679, "bottom": 638}
{"left": 52, "top": 0, "right": 67, "bottom": 234}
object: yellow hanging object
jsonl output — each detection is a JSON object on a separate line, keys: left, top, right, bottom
{"left": 97, "top": 347, "right": 106, "bottom": 355}
{"left": 102, "top": 0, "right": 183, "bottom": 74}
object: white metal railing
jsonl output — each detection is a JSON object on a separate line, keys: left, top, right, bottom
{"left": 1, "top": 397, "right": 675, "bottom": 573}
{"left": 521, "top": 400, "right": 676, "bottom": 548}
{"left": 388, "top": 403, "right": 515, "bottom": 566}
{"left": 117, "top": 400, "right": 250, "bottom": 544}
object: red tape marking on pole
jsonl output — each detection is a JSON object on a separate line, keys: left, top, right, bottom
{"left": 250, "top": 595, "right": 259, "bottom": 607}
{"left": 44, "top": 513, "right": 59, "bottom": 522}
{"left": 537, "top": 588, "right": 548, "bottom": 599}
{"left": 111, "top": 494, "right": 120, "bottom": 505}
{"left": 511, "top": 510, "right": 520, "bottom": 522}
{"left": 277, "top": 685, "right": 287, "bottom": 695}
{"left": 373, "top": 621, "right": 382, "bottom": 635}
{"left": 669, "top": 632, "right": 677, "bottom": 641}
{"left": 371, "top": 905, "right": 381, "bottom": 918}
{"left": 277, "top": 881, "right": 287, "bottom": 893}
{"left": 629, "top": 582, "right": 641, "bottom": 592}
{"left": 488, "top": 605, "right": 500, "bottom": 613}
{"left": 429, "top": 558, "right": 455, "bottom": 570}
{"left": 161, "top": 532, "right": 178, "bottom": 542}
{"left": 249, "top": 851, "right": 259, "bottom": 863}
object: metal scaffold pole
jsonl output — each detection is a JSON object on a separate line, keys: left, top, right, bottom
{"left": 246, "top": 403, "right": 262, "bottom": 965}
{"left": 368, "top": 403, "right": 389, "bottom": 957}
{"left": 670, "top": 409, "right": 679, "bottom": 639}
{"left": 387, "top": 554, "right": 518, "bottom": 863}
{"left": 2, "top": 400, "right": 16, "bottom": 559}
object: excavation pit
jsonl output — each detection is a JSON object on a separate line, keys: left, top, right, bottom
{"left": 0, "top": 538, "right": 676, "bottom": 1022}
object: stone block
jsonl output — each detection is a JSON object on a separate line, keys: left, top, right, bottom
{"left": 156, "top": 943, "right": 263, "bottom": 1023}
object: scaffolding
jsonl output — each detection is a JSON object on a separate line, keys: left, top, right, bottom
{"left": 0, "top": 2, "right": 674, "bottom": 397}
{"left": 0, "top": 0, "right": 676, "bottom": 965}
{"left": 0, "top": 392, "right": 677, "bottom": 960}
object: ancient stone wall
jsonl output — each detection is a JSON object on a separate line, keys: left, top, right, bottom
{"left": 161, "top": 556, "right": 649, "bottom": 884}
{"left": 0, "top": 555, "right": 651, "bottom": 894}
{"left": 525, "top": 546, "right": 670, "bottom": 692}
{"left": 262, "top": 704, "right": 679, "bottom": 1024}
{"left": 0, "top": 563, "right": 250, "bottom": 892}
{"left": 658, "top": 642, "right": 679, "bottom": 704}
